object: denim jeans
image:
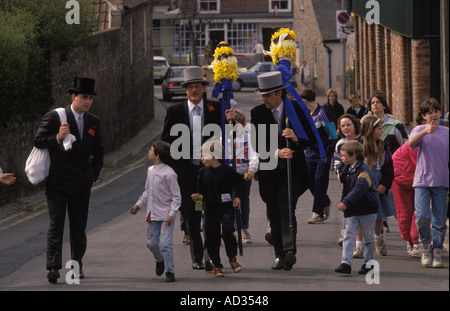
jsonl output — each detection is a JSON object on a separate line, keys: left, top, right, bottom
{"left": 414, "top": 186, "right": 448, "bottom": 249}
{"left": 306, "top": 157, "right": 331, "bottom": 216}
{"left": 146, "top": 221, "right": 175, "bottom": 273}
{"left": 342, "top": 213, "right": 377, "bottom": 266}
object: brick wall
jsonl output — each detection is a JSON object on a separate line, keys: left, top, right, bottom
{"left": 0, "top": 3, "right": 154, "bottom": 206}
{"left": 353, "top": 15, "right": 432, "bottom": 126}
{"left": 293, "top": 0, "right": 326, "bottom": 94}
{"left": 221, "top": 0, "right": 268, "bottom": 13}
{"left": 411, "top": 39, "right": 431, "bottom": 117}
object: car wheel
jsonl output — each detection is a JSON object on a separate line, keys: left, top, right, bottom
{"left": 232, "top": 80, "right": 243, "bottom": 91}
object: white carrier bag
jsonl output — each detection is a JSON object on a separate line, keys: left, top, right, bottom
{"left": 25, "top": 108, "right": 76, "bottom": 185}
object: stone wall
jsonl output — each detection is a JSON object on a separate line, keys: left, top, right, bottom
{"left": 0, "top": 3, "right": 154, "bottom": 206}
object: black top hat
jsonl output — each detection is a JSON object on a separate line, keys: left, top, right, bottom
{"left": 68, "top": 78, "right": 98, "bottom": 95}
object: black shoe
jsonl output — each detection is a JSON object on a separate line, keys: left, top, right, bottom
{"left": 165, "top": 272, "right": 176, "bottom": 282}
{"left": 71, "top": 269, "right": 84, "bottom": 280}
{"left": 283, "top": 251, "right": 297, "bottom": 271}
{"left": 358, "top": 263, "right": 374, "bottom": 275}
{"left": 205, "top": 260, "right": 214, "bottom": 272}
{"left": 192, "top": 261, "right": 204, "bottom": 270}
{"left": 271, "top": 257, "right": 285, "bottom": 270}
{"left": 335, "top": 263, "right": 351, "bottom": 274}
{"left": 156, "top": 261, "right": 165, "bottom": 276}
{"left": 47, "top": 269, "right": 60, "bottom": 284}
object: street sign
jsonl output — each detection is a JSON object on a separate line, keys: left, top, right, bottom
{"left": 336, "top": 10, "right": 353, "bottom": 39}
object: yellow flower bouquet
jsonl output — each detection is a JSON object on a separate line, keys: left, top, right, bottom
{"left": 268, "top": 28, "right": 297, "bottom": 67}
{"left": 211, "top": 42, "right": 239, "bottom": 83}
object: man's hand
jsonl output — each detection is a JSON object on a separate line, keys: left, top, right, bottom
{"left": 57, "top": 122, "right": 71, "bottom": 142}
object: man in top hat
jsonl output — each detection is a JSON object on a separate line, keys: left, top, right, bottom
{"left": 33, "top": 77, "right": 104, "bottom": 283}
{"left": 251, "top": 71, "right": 314, "bottom": 271}
{"left": 161, "top": 67, "right": 234, "bottom": 270}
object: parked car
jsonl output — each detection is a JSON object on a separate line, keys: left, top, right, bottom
{"left": 153, "top": 56, "right": 170, "bottom": 82}
{"left": 162, "top": 66, "right": 207, "bottom": 101}
{"left": 235, "top": 55, "right": 255, "bottom": 70}
{"left": 232, "top": 62, "right": 276, "bottom": 91}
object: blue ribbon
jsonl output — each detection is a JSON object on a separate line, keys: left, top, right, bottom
{"left": 212, "top": 78, "right": 235, "bottom": 166}
{"left": 277, "top": 59, "right": 326, "bottom": 159}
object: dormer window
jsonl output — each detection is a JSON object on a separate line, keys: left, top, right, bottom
{"left": 269, "top": 0, "right": 291, "bottom": 12}
{"left": 199, "top": 0, "right": 219, "bottom": 13}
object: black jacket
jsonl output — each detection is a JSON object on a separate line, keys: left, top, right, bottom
{"left": 33, "top": 105, "right": 104, "bottom": 193}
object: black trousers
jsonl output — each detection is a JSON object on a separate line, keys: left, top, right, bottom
{"left": 204, "top": 204, "right": 237, "bottom": 268}
{"left": 177, "top": 163, "right": 204, "bottom": 263}
{"left": 46, "top": 184, "right": 92, "bottom": 271}
{"left": 259, "top": 168, "right": 301, "bottom": 258}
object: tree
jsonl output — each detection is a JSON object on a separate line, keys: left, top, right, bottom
{"left": 0, "top": 0, "right": 96, "bottom": 124}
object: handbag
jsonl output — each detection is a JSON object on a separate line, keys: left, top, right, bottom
{"left": 25, "top": 108, "right": 75, "bottom": 185}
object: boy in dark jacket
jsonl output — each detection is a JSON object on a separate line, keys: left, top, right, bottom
{"left": 335, "top": 141, "right": 378, "bottom": 275}
{"left": 192, "top": 140, "right": 246, "bottom": 277}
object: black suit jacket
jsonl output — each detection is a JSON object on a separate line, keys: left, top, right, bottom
{"left": 161, "top": 99, "right": 222, "bottom": 216}
{"left": 33, "top": 105, "right": 104, "bottom": 193}
{"left": 161, "top": 99, "right": 222, "bottom": 167}
{"left": 250, "top": 100, "right": 313, "bottom": 202}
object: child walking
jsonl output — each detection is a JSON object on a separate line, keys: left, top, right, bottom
{"left": 335, "top": 141, "right": 378, "bottom": 274}
{"left": 130, "top": 141, "right": 181, "bottom": 282}
{"left": 192, "top": 140, "right": 246, "bottom": 277}
{"left": 333, "top": 114, "right": 361, "bottom": 247}
{"left": 360, "top": 116, "right": 394, "bottom": 256}
{"left": 231, "top": 109, "right": 259, "bottom": 244}
{"left": 409, "top": 98, "right": 449, "bottom": 268}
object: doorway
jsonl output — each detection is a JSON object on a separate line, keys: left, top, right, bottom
{"left": 209, "top": 30, "right": 225, "bottom": 51}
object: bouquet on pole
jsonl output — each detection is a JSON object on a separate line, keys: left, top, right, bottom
{"left": 211, "top": 41, "right": 243, "bottom": 256}
{"left": 265, "top": 28, "right": 326, "bottom": 159}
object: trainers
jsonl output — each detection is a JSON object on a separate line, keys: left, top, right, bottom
{"left": 265, "top": 224, "right": 274, "bottom": 245}
{"left": 155, "top": 261, "right": 165, "bottom": 276}
{"left": 212, "top": 267, "right": 224, "bottom": 278}
{"left": 242, "top": 231, "right": 252, "bottom": 244}
{"left": 358, "top": 263, "right": 374, "bottom": 275}
{"left": 229, "top": 257, "right": 243, "bottom": 273}
{"left": 323, "top": 201, "right": 332, "bottom": 221}
{"left": 335, "top": 263, "right": 351, "bottom": 274}
{"left": 182, "top": 233, "right": 190, "bottom": 245}
{"left": 307, "top": 213, "right": 324, "bottom": 224}
{"left": 420, "top": 244, "right": 432, "bottom": 267}
{"left": 407, "top": 242, "right": 421, "bottom": 258}
{"left": 432, "top": 248, "right": 443, "bottom": 268}
{"left": 165, "top": 272, "right": 176, "bottom": 282}
{"left": 353, "top": 246, "right": 364, "bottom": 258}
{"left": 205, "top": 260, "right": 214, "bottom": 272}
{"left": 375, "top": 235, "right": 387, "bottom": 256}
{"left": 383, "top": 220, "right": 390, "bottom": 233}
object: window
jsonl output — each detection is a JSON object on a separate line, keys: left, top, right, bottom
{"left": 269, "top": 0, "right": 291, "bottom": 12}
{"left": 199, "top": 0, "right": 219, "bottom": 13}
{"left": 227, "top": 23, "right": 258, "bottom": 54}
{"left": 173, "top": 23, "right": 206, "bottom": 55}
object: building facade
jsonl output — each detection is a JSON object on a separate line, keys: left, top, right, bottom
{"left": 153, "top": 0, "right": 295, "bottom": 65}
{"left": 293, "top": 0, "right": 351, "bottom": 97}
{"left": 348, "top": 0, "right": 447, "bottom": 125}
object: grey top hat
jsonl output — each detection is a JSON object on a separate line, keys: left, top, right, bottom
{"left": 181, "top": 67, "right": 209, "bottom": 87}
{"left": 255, "top": 71, "right": 287, "bottom": 95}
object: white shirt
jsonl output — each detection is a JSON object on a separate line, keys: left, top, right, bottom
{"left": 135, "top": 163, "right": 181, "bottom": 221}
